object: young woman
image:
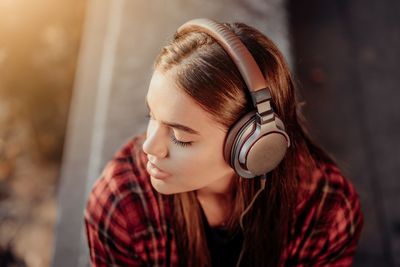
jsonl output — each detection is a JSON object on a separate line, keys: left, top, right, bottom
{"left": 84, "top": 18, "right": 364, "bottom": 267}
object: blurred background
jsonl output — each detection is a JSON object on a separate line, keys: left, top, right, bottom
{"left": 0, "top": 0, "right": 85, "bottom": 266}
{"left": 0, "top": 0, "right": 399, "bottom": 267}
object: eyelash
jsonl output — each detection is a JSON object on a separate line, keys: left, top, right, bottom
{"left": 171, "top": 134, "right": 193, "bottom": 147}
{"left": 146, "top": 113, "right": 193, "bottom": 147}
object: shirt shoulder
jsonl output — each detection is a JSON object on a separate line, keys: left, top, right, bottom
{"left": 96, "top": 133, "right": 154, "bottom": 197}
{"left": 296, "top": 162, "right": 363, "bottom": 232}
{"left": 84, "top": 132, "right": 175, "bottom": 265}
{"left": 85, "top": 132, "right": 173, "bottom": 229}
{"left": 286, "top": 161, "right": 364, "bottom": 266}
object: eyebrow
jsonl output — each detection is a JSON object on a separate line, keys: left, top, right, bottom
{"left": 145, "top": 97, "right": 200, "bottom": 135}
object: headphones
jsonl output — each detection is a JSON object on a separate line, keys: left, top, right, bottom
{"left": 177, "top": 18, "right": 290, "bottom": 179}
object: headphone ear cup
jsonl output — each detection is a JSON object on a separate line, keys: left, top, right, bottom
{"left": 223, "top": 111, "right": 256, "bottom": 170}
{"left": 224, "top": 111, "right": 256, "bottom": 178}
{"left": 245, "top": 129, "right": 288, "bottom": 175}
{"left": 224, "top": 111, "right": 289, "bottom": 178}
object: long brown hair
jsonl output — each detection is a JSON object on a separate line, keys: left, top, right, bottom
{"left": 153, "top": 21, "right": 335, "bottom": 267}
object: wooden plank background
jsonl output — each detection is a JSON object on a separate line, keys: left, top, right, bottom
{"left": 289, "top": 0, "right": 400, "bottom": 266}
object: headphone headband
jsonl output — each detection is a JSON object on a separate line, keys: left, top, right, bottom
{"left": 177, "top": 18, "right": 269, "bottom": 93}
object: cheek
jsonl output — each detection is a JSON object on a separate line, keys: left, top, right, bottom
{"left": 175, "top": 146, "right": 226, "bottom": 176}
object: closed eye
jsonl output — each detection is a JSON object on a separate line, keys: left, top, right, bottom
{"left": 146, "top": 113, "right": 193, "bottom": 147}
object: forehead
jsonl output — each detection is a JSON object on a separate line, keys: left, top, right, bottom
{"left": 147, "top": 71, "right": 185, "bottom": 108}
{"left": 146, "top": 70, "right": 224, "bottom": 135}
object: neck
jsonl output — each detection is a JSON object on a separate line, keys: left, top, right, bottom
{"left": 195, "top": 174, "right": 237, "bottom": 228}
{"left": 195, "top": 173, "right": 236, "bottom": 202}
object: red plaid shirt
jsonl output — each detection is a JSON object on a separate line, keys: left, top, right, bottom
{"left": 84, "top": 134, "right": 363, "bottom": 266}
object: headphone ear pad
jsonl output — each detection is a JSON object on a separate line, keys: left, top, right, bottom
{"left": 224, "top": 111, "right": 257, "bottom": 169}
{"left": 224, "top": 111, "right": 289, "bottom": 177}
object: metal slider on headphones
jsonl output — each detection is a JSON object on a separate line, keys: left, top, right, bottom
{"left": 251, "top": 88, "right": 275, "bottom": 124}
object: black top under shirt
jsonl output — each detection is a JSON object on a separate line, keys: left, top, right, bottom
{"left": 199, "top": 205, "right": 244, "bottom": 267}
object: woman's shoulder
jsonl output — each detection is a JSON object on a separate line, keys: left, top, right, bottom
{"left": 84, "top": 132, "right": 173, "bottom": 232}
{"left": 296, "top": 161, "right": 362, "bottom": 219}
{"left": 84, "top": 133, "right": 176, "bottom": 265}
{"left": 90, "top": 132, "right": 151, "bottom": 197}
{"left": 287, "top": 160, "right": 364, "bottom": 265}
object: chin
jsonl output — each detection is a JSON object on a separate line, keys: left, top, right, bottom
{"left": 150, "top": 176, "right": 177, "bottom": 195}
{"left": 149, "top": 176, "right": 193, "bottom": 195}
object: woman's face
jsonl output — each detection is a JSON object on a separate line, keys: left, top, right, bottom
{"left": 142, "top": 70, "right": 236, "bottom": 196}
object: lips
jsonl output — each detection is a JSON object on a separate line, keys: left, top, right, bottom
{"left": 146, "top": 160, "right": 171, "bottom": 180}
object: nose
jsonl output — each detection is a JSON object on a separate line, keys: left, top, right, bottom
{"left": 142, "top": 124, "right": 169, "bottom": 159}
